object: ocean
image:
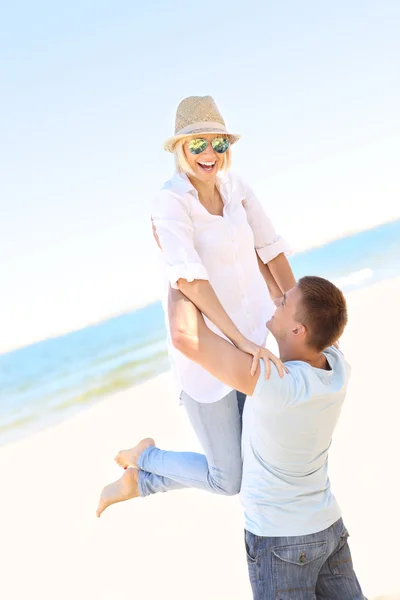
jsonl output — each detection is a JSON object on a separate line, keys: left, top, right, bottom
{"left": 1, "top": 218, "right": 399, "bottom": 446}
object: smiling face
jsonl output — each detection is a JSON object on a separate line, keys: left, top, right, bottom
{"left": 183, "top": 135, "right": 225, "bottom": 182}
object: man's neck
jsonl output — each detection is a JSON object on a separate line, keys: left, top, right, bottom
{"left": 279, "top": 345, "right": 330, "bottom": 370}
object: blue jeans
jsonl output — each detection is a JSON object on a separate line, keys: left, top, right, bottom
{"left": 245, "top": 518, "right": 366, "bottom": 600}
{"left": 137, "top": 389, "right": 246, "bottom": 496}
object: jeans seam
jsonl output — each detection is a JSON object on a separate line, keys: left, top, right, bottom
{"left": 329, "top": 557, "right": 352, "bottom": 567}
{"left": 275, "top": 587, "right": 315, "bottom": 593}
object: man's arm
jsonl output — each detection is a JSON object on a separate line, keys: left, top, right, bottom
{"left": 168, "top": 287, "right": 260, "bottom": 397}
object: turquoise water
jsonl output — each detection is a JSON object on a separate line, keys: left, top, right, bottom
{"left": 1, "top": 219, "right": 399, "bottom": 446}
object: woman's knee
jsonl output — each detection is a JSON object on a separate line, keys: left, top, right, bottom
{"left": 211, "top": 466, "right": 242, "bottom": 496}
{"left": 222, "top": 479, "right": 242, "bottom": 496}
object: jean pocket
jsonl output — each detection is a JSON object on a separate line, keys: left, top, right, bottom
{"left": 244, "top": 530, "right": 260, "bottom": 564}
{"left": 329, "top": 529, "right": 354, "bottom": 576}
{"left": 272, "top": 541, "right": 327, "bottom": 599}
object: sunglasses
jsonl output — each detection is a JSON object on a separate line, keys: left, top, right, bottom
{"left": 187, "top": 137, "right": 230, "bottom": 155}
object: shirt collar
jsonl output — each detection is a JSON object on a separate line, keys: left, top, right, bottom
{"left": 170, "top": 170, "right": 230, "bottom": 199}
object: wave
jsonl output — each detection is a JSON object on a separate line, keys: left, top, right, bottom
{"left": 333, "top": 268, "right": 374, "bottom": 289}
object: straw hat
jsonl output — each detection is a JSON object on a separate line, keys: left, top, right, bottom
{"left": 164, "top": 95, "right": 241, "bottom": 152}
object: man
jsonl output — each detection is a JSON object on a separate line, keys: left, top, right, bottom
{"left": 169, "top": 275, "right": 365, "bottom": 600}
{"left": 96, "top": 275, "right": 365, "bottom": 598}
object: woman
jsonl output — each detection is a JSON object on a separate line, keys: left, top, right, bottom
{"left": 96, "top": 96, "right": 296, "bottom": 516}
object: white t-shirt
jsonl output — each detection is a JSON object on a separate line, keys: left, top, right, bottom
{"left": 152, "top": 170, "right": 290, "bottom": 403}
{"left": 241, "top": 346, "right": 350, "bottom": 536}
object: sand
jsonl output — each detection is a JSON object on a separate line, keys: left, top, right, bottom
{"left": 1, "top": 277, "right": 399, "bottom": 600}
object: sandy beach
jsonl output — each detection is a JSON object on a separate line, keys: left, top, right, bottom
{"left": 1, "top": 277, "right": 399, "bottom": 600}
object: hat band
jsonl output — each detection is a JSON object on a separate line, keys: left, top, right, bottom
{"left": 176, "top": 121, "right": 227, "bottom": 136}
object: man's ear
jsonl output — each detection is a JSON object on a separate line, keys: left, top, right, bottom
{"left": 293, "top": 323, "right": 306, "bottom": 338}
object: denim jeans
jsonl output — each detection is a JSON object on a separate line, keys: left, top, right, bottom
{"left": 245, "top": 518, "right": 366, "bottom": 600}
{"left": 138, "top": 389, "right": 246, "bottom": 497}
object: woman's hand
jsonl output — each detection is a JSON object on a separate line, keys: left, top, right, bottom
{"left": 235, "top": 337, "right": 288, "bottom": 379}
{"left": 272, "top": 296, "right": 283, "bottom": 308}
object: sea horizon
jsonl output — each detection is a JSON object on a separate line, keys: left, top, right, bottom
{"left": 2, "top": 215, "right": 399, "bottom": 358}
{"left": 1, "top": 217, "right": 399, "bottom": 448}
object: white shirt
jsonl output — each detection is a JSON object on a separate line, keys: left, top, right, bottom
{"left": 152, "top": 170, "right": 290, "bottom": 403}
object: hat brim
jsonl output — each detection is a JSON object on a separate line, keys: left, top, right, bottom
{"left": 164, "top": 130, "right": 241, "bottom": 153}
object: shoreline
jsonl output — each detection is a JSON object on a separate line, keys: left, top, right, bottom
{"left": 2, "top": 217, "right": 399, "bottom": 357}
{"left": 2, "top": 274, "right": 399, "bottom": 450}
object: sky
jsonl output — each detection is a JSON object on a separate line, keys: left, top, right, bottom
{"left": 1, "top": 0, "right": 399, "bottom": 354}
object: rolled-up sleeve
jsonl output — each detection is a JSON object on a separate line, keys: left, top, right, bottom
{"left": 151, "top": 191, "right": 209, "bottom": 289}
{"left": 242, "top": 181, "right": 291, "bottom": 264}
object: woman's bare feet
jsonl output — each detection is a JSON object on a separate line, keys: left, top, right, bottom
{"left": 96, "top": 467, "right": 140, "bottom": 518}
{"left": 115, "top": 437, "right": 155, "bottom": 469}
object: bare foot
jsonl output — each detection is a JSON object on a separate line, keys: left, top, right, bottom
{"left": 96, "top": 467, "right": 139, "bottom": 518}
{"left": 115, "top": 437, "right": 155, "bottom": 469}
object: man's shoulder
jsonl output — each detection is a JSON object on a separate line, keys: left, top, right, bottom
{"left": 252, "top": 360, "right": 299, "bottom": 406}
{"left": 252, "top": 356, "right": 344, "bottom": 408}
{"left": 324, "top": 344, "right": 349, "bottom": 363}
{"left": 287, "top": 349, "right": 350, "bottom": 402}
{"left": 324, "top": 345, "right": 351, "bottom": 380}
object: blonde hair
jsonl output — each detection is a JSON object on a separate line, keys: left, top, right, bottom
{"left": 174, "top": 137, "right": 232, "bottom": 176}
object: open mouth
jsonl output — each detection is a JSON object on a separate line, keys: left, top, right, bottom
{"left": 197, "top": 161, "right": 216, "bottom": 173}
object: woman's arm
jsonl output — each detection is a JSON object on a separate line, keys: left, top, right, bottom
{"left": 241, "top": 179, "right": 296, "bottom": 294}
{"left": 241, "top": 181, "right": 290, "bottom": 265}
{"left": 256, "top": 252, "right": 283, "bottom": 305}
{"left": 177, "top": 279, "right": 245, "bottom": 347}
{"left": 178, "top": 278, "right": 287, "bottom": 377}
{"left": 152, "top": 195, "right": 249, "bottom": 347}
{"left": 151, "top": 191, "right": 210, "bottom": 289}
{"left": 152, "top": 191, "right": 286, "bottom": 377}
{"left": 169, "top": 287, "right": 288, "bottom": 390}
{"left": 267, "top": 252, "right": 296, "bottom": 294}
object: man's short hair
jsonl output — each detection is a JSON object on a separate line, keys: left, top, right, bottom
{"left": 296, "top": 276, "right": 348, "bottom": 352}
